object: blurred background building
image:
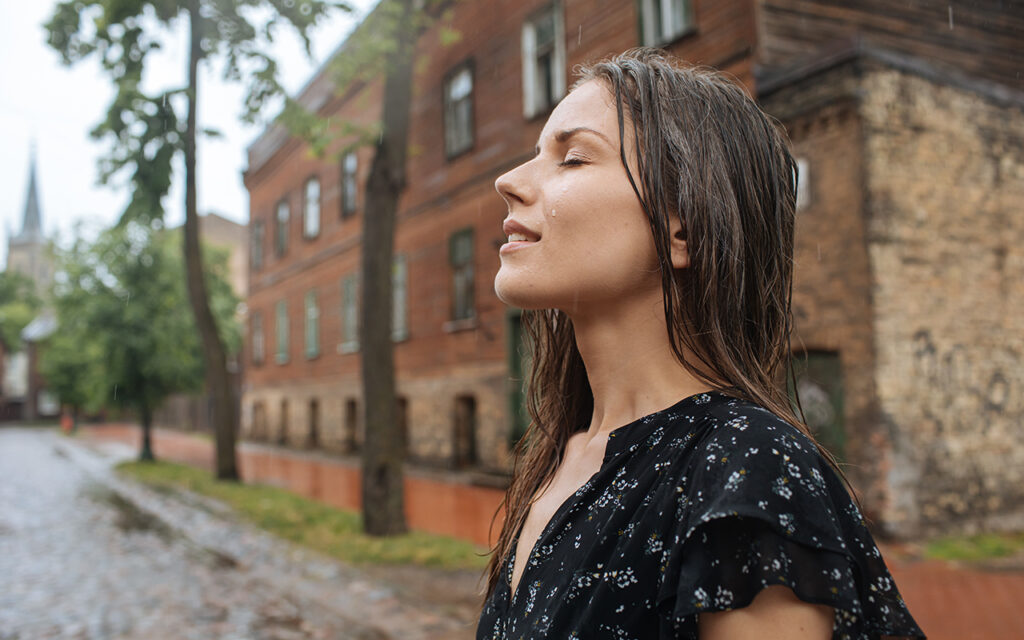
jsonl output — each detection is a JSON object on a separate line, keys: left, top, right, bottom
{"left": 240, "top": 0, "right": 1023, "bottom": 538}
{"left": 2, "top": 147, "right": 58, "bottom": 422}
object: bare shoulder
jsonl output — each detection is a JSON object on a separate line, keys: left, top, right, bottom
{"left": 698, "top": 585, "right": 834, "bottom": 640}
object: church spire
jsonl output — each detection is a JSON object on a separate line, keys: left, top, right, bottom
{"left": 19, "top": 143, "right": 42, "bottom": 239}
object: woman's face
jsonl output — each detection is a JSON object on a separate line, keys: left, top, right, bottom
{"left": 494, "top": 80, "right": 662, "bottom": 314}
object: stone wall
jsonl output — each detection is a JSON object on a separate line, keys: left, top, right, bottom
{"left": 860, "top": 66, "right": 1024, "bottom": 537}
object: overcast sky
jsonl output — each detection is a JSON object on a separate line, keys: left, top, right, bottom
{"left": 0, "top": 1, "right": 377, "bottom": 264}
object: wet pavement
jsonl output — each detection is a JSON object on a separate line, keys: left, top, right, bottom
{"left": 81, "top": 423, "right": 1024, "bottom": 640}
{"left": 0, "top": 426, "right": 481, "bottom": 640}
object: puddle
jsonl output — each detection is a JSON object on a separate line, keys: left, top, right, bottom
{"left": 84, "top": 483, "right": 177, "bottom": 543}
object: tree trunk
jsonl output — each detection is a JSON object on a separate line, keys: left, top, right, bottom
{"left": 360, "top": 0, "right": 417, "bottom": 536}
{"left": 185, "top": 0, "right": 239, "bottom": 481}
{"left": 139, "top": 403, "right": 155, "bottom": 462}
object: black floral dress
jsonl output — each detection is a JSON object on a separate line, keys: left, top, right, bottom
{"left": 476, "top": 391, "right": 926, "bottom": 639}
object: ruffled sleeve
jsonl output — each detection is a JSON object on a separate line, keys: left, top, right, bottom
{"left": 656, "top": 406, "right": 926, "bottom": 639}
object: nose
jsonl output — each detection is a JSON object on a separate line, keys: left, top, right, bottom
{"left": 495, "top": 161, "right": 531, "bottom": 208}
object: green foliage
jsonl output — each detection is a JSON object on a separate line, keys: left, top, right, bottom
{"left": 117, "top": 459, "right": 489, "bottom": 568}
{"left": 43, "top": 222, "right": 240, "bottom": 414}
{"left": 44, "top": 0, "right": 350, "bottom": 226}
{"left": 0, "top": 271, "right": 43, "bottom": 351}
{"left": 926, "top": 530, "right": 1024, "bottom": 563}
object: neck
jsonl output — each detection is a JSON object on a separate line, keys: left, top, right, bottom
{"left": 569, "top": 289, "right": 713, "bottom": 436}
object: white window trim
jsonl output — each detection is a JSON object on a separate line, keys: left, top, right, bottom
{"left": 303, "top": 178, "right": 320, "bottom": 238}
{"left": 339, "top": 274, "right": 360, "bottom": 354}
{"left": 275, "top": 301, "right": 289, "bottom": 364}
{"left": 304, "top": 290, "right": 320, "bottom": 358}
{"left": 521, "top": 1, "right": 566, "bottom": 119}
{"left": 639, "top": 0, "right": 694, "bottom": 47}
{"left": 796, "top": 157, "right": 810, "bottom": 211}
{"left": 341, "top": 151, "right": 358, "bottom": 216}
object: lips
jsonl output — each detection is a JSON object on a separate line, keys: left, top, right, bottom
{"left": 502, "top": 218, "right": 540, "bottom": 242}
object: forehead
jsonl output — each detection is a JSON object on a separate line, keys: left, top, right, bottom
{"left": 538, "top": 80, "right": 624, "bottom": 148}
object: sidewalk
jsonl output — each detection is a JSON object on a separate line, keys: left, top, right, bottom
{"left": 71, "top": 430, "right": 484, "bottom": 639}
{"left": 82, "top": 424, "right": 1024, "bottom": 639}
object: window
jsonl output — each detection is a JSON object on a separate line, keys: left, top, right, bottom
{"left": 303, "top": 177, "right": 320, "bottom": 238}
{"left": 307, "top": 398, "right": 320, "bottom": 449}
{"left": 275, "top": 300, "right": 289, "bottom": 364}
{"left": 639, "top": 0, "right": 694, "bottom": 47}
{"left": 449, "top": 228, "right": 474, "bottom": 321}
{"left": 304, "top": 290, "right": 320, "bottom": 358}
{"left": 251, "top": 221, "right": 264, "bottom": 270}
{"left": 453, "top": 395, "right": 478, "bottom": 468}
{"left": 344, "top": 398, "right": 359, "bottom": 452}
{"left": 796, "top": 157, "right": 811, "bottom": 211}
{"left": 251, "top": 311, "right": 265, "bottom": 365}
{"left": 275, "top": 199, "right": 289, "bottom": 256}
{"left": 522, "top": 2, "right": 566, "bottom": 119}
{"left": 788, "top": 350, "right": 845, "bottom": 462}
{"left": 278, "top": 398, "right": 289, "bottom": 445}
{"left": 340, "top": 273, "right": 359, "bottom": 353}
{"left": 443, "top": 63, "right": 474, "bottom": 157}
{"left": 392, "top": 254, "right": 408, "bottom": 341}
{"left": 341, "top": 151, "right": 358, "bottom": 218}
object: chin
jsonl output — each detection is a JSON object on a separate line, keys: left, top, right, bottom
{"left": 494, "top": 271, "right": 548, "bottom": 310}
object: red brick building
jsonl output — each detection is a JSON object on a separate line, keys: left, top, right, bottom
{"left": 242, "top": 0, "right": 758, "bottom": 472}
{"left": 242, "top": 0, "right": 1024, "bottom": 537}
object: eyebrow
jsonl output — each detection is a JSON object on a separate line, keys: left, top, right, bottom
{"left": 534, "top": 127, "right": 615, "bottom": 155}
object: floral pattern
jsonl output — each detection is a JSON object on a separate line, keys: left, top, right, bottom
{"left": 476, "top": 391, "right": 925, "bottom": 639}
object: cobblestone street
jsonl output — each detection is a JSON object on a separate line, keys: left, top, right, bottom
{"left": 0, "top": 427, "right": 480, "bottom": 640}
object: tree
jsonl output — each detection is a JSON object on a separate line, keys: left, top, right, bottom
{"left": 280, "top": 0, "right": 452, "bottom": 534}
{"left": 45, "top": 0, "right": 347, "bottom": 479}
{"left": 354, "top": 0, "right": 415, "bottom": 536}
{"left": 0, "top": 271, "right": 43, "bottom": 352}
{"left": 43, "top": 222, "right": 239, "bottom": 460}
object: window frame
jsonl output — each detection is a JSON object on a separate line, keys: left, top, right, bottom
{"left": 303, "top": 176, "right": 321, "bottom": 239}
{"left": 637, "top": 0, "right": 695, "bottom": 47}
{"left": 521, "top": 1, "right": 566, "bottom": 120}
{"left": 251, "top": 220, "right": 264, "bottom": 271}
{"left": 251, "top": 311, "right": 264, "bottom": 365}
{"left": 339, "top": 273, "right": 360, "bottom": 353}
{"left": 449, "top": 227, "right": 475, "bottom": 322}
{"left": 275, "top": 198, "right": 290, "bottom": 257}
{"left": 275, "top": 300, "right": 289, "bottom": 364}
{"left": 304, "top": 289, "right": 320, "bottom": 359}
{"left": 442, "top": 60, "right": 476, "bottom": 159}
{"left": 795, "top": 157, "right": 811, "bottom": 211}
{"left": 340, "top": 151, "right": 358, "bottom": 218}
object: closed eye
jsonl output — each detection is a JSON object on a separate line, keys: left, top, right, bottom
{"left": 559, "top": 158, "right": 587, "bottom": 167}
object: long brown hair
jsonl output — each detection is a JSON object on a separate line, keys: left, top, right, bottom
{"left": 483, "top": 48, "right": 837, "bottom": 600}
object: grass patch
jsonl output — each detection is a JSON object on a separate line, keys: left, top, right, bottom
{"left": 925, "top": 530, "right": 1024, "bottom": 563}
{"left": 117, "top": 460, "right": 489, "bottom": 570}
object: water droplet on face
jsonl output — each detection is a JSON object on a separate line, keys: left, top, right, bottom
{"left": 551, "top": 209, "right": 557, "bottom": 217}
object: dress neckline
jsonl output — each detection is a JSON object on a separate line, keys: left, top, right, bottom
{"left": 503, "top": 389, "right": 731, "bottom": 608}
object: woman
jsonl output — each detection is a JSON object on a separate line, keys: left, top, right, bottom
{"left": 477, "top": 49, "right": 925, "bottom": 640}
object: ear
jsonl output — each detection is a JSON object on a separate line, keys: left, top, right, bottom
{"left": 669, "top": 215, "right": 690, "bottom": 270}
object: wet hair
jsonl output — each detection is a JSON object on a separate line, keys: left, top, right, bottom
{"left": 483, "top": 47, "right": 842, "bottom": 600}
